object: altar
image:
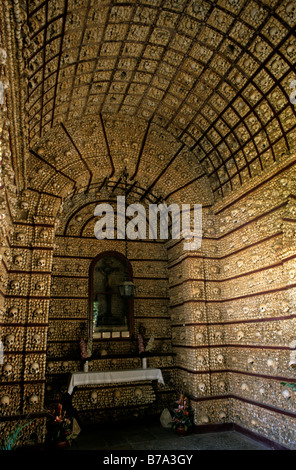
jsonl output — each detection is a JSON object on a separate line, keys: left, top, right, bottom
{"left": 67, "top": 368, "right": 165, "bottom": 395}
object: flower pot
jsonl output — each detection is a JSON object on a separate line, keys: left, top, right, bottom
{"left": 55, "top": 440, "right": 68, "bottom": 450}
{"left": 176, "top": 425, "right": 187, "bottom": 436}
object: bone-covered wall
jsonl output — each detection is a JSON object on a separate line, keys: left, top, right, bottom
{"left": 168, "top": 154, "right": 296, "bottom": 449}
{"left": 1, "top": 154, "right": 296, "bottom": 449}
{"left": 46, "top": 203, "right": 175, "bottom": 424}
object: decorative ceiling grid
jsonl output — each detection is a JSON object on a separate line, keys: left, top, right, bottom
{"left": 21, "top": 0, "right": 296, "bottom": 198}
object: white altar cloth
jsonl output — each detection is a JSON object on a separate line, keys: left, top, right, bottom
{"left": 67, "top": 368, "right": 165, "bottom": 395}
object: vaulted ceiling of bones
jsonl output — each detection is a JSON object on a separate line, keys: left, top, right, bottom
{"left": 5, "top": 0, "right": 296, "bottom": 204}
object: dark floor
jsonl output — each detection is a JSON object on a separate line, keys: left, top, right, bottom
{"left": 68, "top": 419, "right": 272, "bottom": 451}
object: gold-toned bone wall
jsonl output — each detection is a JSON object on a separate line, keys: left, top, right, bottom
{"left": 168, "top": 157, "right": 296, "bottom": 449}
{"left": 46, "top": 203, "right": 175, "bottom": 424}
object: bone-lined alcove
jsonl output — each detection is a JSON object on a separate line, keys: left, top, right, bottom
{"left": 1, "top": 0, "right": 296, "bottom": 450}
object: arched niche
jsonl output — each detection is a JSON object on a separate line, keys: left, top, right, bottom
{"left": 88, "top": 251, "right": 134, "bottom": 340}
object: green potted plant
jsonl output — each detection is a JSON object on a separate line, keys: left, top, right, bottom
{"left": 171, "top": 392, "right": 194, "bottom": 435}
{"left": 0, "top": 418, "right": 34, "bottom": 450}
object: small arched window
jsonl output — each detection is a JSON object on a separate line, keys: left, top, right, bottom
{"left": 89, "top": 251, "right": 134, "bottom": 339}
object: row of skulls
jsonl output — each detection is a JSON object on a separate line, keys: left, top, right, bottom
{"left": 88, "top": 387, "right": 144, "bottom": 404}
{"left": 15, "top": 228, "right": 51, "bottom": 243}
{"left": 2, "top": 362, "right": 41, "bottom": 377}
{"left": 4, "top": 333, "right": 42, "bottom": 348}
{"left": 9, "top": 279, "right": 48, "bottom": 292}
{"left": 6, "top": 305, "right": 44, "bottom": 320}
{"left": 13, "top": 255, "right": 49, "bottom": 268}
{"left": 0, "top": 394, "right": 40, "bottom": 407}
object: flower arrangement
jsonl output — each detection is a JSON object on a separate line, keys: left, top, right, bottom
{"left": 80, "top": 337, "right": 92, "bottom": 363}
{"left": 47, "top": 403, "right": 73, "bottom": 446}
{"left": 171, "top": 393, "right": 194, "bottom": 432}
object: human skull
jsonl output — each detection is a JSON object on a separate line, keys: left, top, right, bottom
{"left": 282, "top": 302, "right": 290, "bottom": 313}
{"left": 192, "top": 0, "right": 208, "bottom": 15}
{"left": 61, "top": 361, "right": 68, "bottom": 372}
{"left": 282, "top": 389, "right": 291, "bottom": 400}
{"left": 16, "top": 231, "right": 25, "bottom": 242}
{"left": 5, "top": 334, "right": 15, "bottom": 347}
{"left": 289, "top": 343, "right": 296, "bottom": 367}
{"left": 200, "top": 414, "right": 209, "bottom": 424}
{"left": 248, "top": 356, "right": 254, "bottom": 366}
{"left": 3, "top": 363, "right": 13, "bottom": 376}
{"left": 289, "top": 269, "right": 296, "bottom": 280}
{"left": 47, "top": 346, "right": 55, "bottom": 356}
{"left": 241, "top": 383, "right": 249, "bottom": 391}
{"left": 35, "top": 281, "right": 45, "bottom": 291}
{"left": 198, "top": 382, "right": 206, "bottom": 393}
{"left": 1, "top": 395, "right": 10, "bottom": 406}
{"left": 90, "top": 391, "right": 97, "bottom": 404}
{"left": 47, "top": 327, "right": 55, "bottom": 337}
{"left": 39, "top": 229, "right": 49, "bottom": 240}
{"left": 194, "top": 309, "right": 203, "bottom": 318}
{"left": 196, "top": 332, "right": 204, "bottom": 342}
{"left": 237, "top": 331, "right": 244, "bottom": 341}
{"left": 10, "top": 280, "right": 20, "bottom": 291}
{"left": 219, "top": 411, "right": 227, "bottom": 421}
{"left": 20, "top": 201, "right": 29, "bottom": 210}
{"left": 30, "top": 362, "right": 40, "bottom": 375}
{"left": 214, "top": 331, "right": 222, "bottom": 341}
{"left": 267, "top": 358, "right": 275, "bottom": 368}
{"left": 33, "top": 308, "right": 43, "bottom": 317}
{"left": 286, "top": 1, "right": 296, "bottom": 19}
{"left": 37, "top": 258, "right": 46, "bottom": 268}
{"left": 8, "top": 306, "right": 18, "bottom": 319}
{"left": 197, "top": 355, "right": 205, "bottom": 366}
{"left": 134, "top": 388, "right": 143, "bottom": 398}
{"left": 47, "top": 362, "right": 55, "bottom": 373}
{"left": 13, "top": 255, "right": 23, "bottom": 266}
{"left": 114, "top": 390, "right": 121, "bottom": 400}
{"left": 218, "top": 381, "right": 226, "bottom": 392}
{"left": 217, "top": 354, "right": 224, "bottom": 364}
{"left": 211, "top": 266, "right": 219, "bottom": 274}
{"left": 63, "top": 325, "right": 70, "bottom": 335}
{"left": 192, "top": 287, "right": 201, "bottom": 298}
{"left": 32, "top": 334, "right": 41, "bottom": 346}
{"left": 29, "top": 394, "right": 39, "bottom": 405}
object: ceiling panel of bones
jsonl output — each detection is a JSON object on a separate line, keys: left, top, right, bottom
{"left": 18, "top": 0, "right": 296, "bottom": 201}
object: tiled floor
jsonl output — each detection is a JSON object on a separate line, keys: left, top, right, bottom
{"left": 68, "top": 419, "right": 271, "bottom": 451}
